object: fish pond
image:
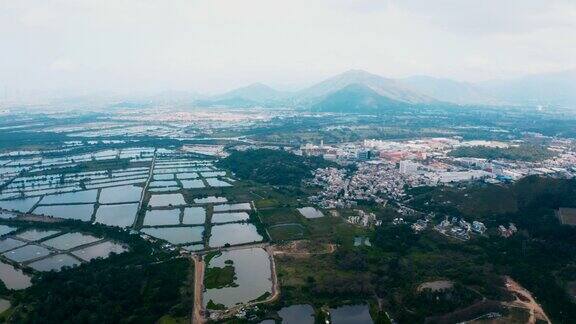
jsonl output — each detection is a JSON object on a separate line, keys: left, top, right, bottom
{"left": 0, "top": 197, "right": 41, "bottom": 213}
{"left": 3, "top": 244, "right": 51, "bottom": 263}
{"left": 211, "top": 212, "right": 250, "bottom": 224}
{"left": 42, "top": 232, "right": 101, "bottom": 250}
{"left": 141, "top": 226, "right": 204, "bottom": 245}
{"left": 194, "top": 196, "right": 227, "bottom": 204}
{"left": 297, "top": 207, "right": 324, "bottom": 219}
{"left": 0, "top": 238, "right": 26, "bottom": 253}
{"left": 329, "top": 304, "right": 373, "bottom": 324}
{"left": 0, "top": 260, "right": 32, "bottom": 289}
{"left": 148, "top": 193, "right": 186, "bottom": 207}
{"left": 99, "top": 185, "right": 142, "bottom": 204}
{"left": 278, "top": 304, "right": 315, "bottom": 324}
{"left": 208, "top": 223, "right": 263, "bottom": 248}
{"left": 15, "top": 229, "right": 60, "bottom": 241}
{"left": 41, "top": 189, "right": 97, "bottom": 204}
{"left": 205, "top": 178, "right": 232, "bottom": 187}
{"left": 28, "top": 254, "right": 82, "bottom": 272}
{"left": 33, "top": 204, "right": 94, "bottom": 221}
{"left": 0, "top": 225, "right": 17, "bottom": 237}
{"left": 181, "top": 179, "right": 205, "bottom": 189}
{"left": 213, "top": 203, "right": 251, "bottom": 212}
{"left": 203, "top": 248, "right": 272, "bottom": 308}
{"left": 182, "top": 207, "right": 206, "bottom": 225}
{"left": 71, "top": 241, "right": 127, "bottom": 261}
{"left": 144, "top": 209, "right": 181, "bottom": 226}
{"left": 94, "top": 203, "right": 139, "bottom": 227}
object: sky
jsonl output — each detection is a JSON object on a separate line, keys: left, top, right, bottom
{"left": 1, "top": 0, "right": 575, "bottom": 98}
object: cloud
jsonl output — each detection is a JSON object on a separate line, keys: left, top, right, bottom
{"left": 0, "top": 0, "right": 574, "bottom": 96}
{"left": 393, "top": 0, "right": 576, "bottom": 35}
{"left": 49, "top": 59, "right": 76, "bottom": 72}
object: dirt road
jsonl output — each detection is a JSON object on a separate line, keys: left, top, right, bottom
{"left": 266, "top": 245, "right": 280, "bottom": 303}
{"left": 504, "top": 276, "right": 551, "bottom": 324}
{"left": 192, "top": 255, "right": 205, "bottom": 324}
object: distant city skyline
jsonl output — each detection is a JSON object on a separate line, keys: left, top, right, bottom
{"left": 1, "top": 0, "right": 575, "bottom": 98}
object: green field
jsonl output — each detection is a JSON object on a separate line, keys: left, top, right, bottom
{"left": 268, "top": 224, "right": 306, "bottom": 241}
{"left": 259, "top": 208, "right": 303, "bottom": 226}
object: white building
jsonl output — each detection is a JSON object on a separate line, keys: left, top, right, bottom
{"left": 399, "top": 160, "right": 419, "bottom": 174}
{"left": 472, "top": 221, "right": 486, "bottom": 234}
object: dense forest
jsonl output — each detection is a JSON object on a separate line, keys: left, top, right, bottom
{"left": 403, "top": 176, "right": 576, "bottom": 322}
{"left": 0, "top": 220, "right": 192, "bottom": 324}
{"left": 276, "top": 176, "right": 576, "bottom": 323}
{"left": 448, "top": 144, "right": 555, "bottom": 161}
{"left": 217, "top": 149, "right": 334, "bottom": 186}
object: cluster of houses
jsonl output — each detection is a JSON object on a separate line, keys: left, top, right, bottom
{"left": 411, "top": 218, "right": 430, "bottom": 233}
{"left": 308, "top": 163, "right": 405, "bottom": 209}
{"left": 498, "top": 223, "right": 518, "bottom": 238}
{"left": 346, "top": 209, "right": 382, "bottom": 228}
{"left": 400, "top": 214, "right": 520, "bottom": 242}
{"left": 301, "top": 136, "right": 576, "bottom": 191}
{"left": 434, "top": 217, "right": 487, "bottom": 241}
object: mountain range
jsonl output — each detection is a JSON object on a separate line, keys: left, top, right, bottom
{"left": 184, "top": 69, "right": 576, "bottom": 112}
{"left": 194, "top": 83, "right": 291, "bottom": 108}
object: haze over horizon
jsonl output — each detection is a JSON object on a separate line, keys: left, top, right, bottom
{"left": 1, "top": 0, "right": 576, "bottom": 99}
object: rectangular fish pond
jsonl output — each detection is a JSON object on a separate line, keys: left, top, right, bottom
{"left": 94, "top": 203, "right": 139, "bottom": 227}
{"left": 208, "top": 223, "right": 263, "bottom": 248}
{"left": 141, "top": 226, "right": 204, "bottom": 245}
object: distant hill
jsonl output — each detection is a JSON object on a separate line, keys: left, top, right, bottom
{"left": 193, "top": 97, "right": 259, "bottom": 108}
{"left": 478, "top": 70, "right": 576, "bottom": 107}
{"left": 195, "top": 83, "right": 291, "bottom": 107}
{"left": 298, "top": 69, "right": 436, "bottom": 104}
{"left": 312, "top": 83, "right": 409, "bottom": 113}
{"left": 191, "top": 69, "right": 576, "bottom": 109}
{"left": 109, "top": 101, "right": 152, "bottom": 109}
{"left": 214, "top": 82, "right": 290, "bottom": 102}
{"left": 400, "top": 76, "right": 498, "bottom": 106}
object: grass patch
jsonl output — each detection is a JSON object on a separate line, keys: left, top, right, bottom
{"left": 204, "top": 251, "right": 221, "bottom": 264}
{"left": 157, "top": 315, "right": 188, "bottom": 324}
{"left": 276, "top": 253, "right": 373, "bottom": 305}
{"left": 305, "top": 216, "right": 360, "bottom": 242}
{"left": 254, "top": 198, "right": 279, "bottom": 209}
{"left": 205, "top": 262, "right": 238, "bottom": 289}
{"left": 251, "top": 291, "right": 271, "bottom": 303}
{"left": 269, "top": 224, "right": 305, "bottom": 241}
{"left": 206, "top": 299, "right": 226, "bottom": 310}
{"left": 259, "top": 208, "right": 303, "bottom": 226}
{"left": 0, "top": 306, "right": 14, "bottom": 322}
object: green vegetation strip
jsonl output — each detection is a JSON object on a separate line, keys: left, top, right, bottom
{"left": 217, "top": 149, "right": 335, "bottom": 186}
{"left": 449, "top": 144, "right": 555, "bottom": 161}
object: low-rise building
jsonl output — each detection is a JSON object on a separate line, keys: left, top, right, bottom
{"left": 556, "top": 207, "right": 576, "bottom": 226}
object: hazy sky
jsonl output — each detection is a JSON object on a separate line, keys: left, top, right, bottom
{"left": 1, "top": 0, "right": 575, "bottom": 96}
